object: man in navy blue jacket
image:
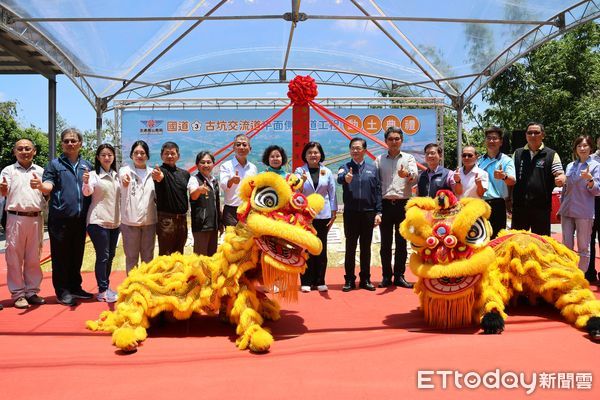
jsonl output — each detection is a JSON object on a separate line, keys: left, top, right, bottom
{"left": 41, "top": 128, "right": 93, "bottom": 306}
{"left": 337, "top": 138, "right": 382, "bottom": 292}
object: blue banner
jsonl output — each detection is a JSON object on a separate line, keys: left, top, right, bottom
{"left": 121, "top": 108, "right": 437, "bottom": 171}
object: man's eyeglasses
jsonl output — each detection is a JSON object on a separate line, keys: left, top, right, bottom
{"left": 386, "top": 137, "right": 402, "bottom": 142}
{"left": 485, "top": 136, "right": 501, "bottom": 141}
{"left": 62, "top": 139, "right": 79, "bottom": 144}
{"left": 526, "top": 131, "right": 543, "bottom": 136}
{"left": 461, "top": 153, "right": 475, "bottom": 158}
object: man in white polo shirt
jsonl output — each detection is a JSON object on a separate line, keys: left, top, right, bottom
{"left": 219, "top": 134, "right": 258, "bottom": 226}
{"left": 0, "top": 138, "right": 46, "bottom": 309}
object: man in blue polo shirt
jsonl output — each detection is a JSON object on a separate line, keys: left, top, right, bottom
{"left": 478, "top": 126, "right": 516, "bottom": 238}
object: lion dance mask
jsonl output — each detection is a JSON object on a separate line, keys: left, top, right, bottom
{"left": 399, "top": 190, "right": 600, "bottom": 341}
{"left": 87, "top": 172, "right": 324, "bottom": 352}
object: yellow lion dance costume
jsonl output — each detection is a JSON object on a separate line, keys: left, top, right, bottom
{"left": 399, "top": 190, "right": 600, "bottom": 341}
{"left": 87, "top": 172, "right": 324, "bottom": 352}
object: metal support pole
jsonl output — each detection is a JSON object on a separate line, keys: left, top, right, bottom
{"left": 456, "top": 106, "right": 463, "bottom": 168}
{"left": 48, "top": 77, "right": 57, "bottom": 158}
{"left": 96, "top": 106, "right": 103, "bottom": 146}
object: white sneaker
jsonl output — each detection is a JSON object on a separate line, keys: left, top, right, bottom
{"left": 300, "top": 285, "right": 311, "bottom": 292}
{"left": 317, "top": 285, "right": 328, "bottom": 292}
{"left": 97, "top": 290, "right": 117, "bottom": 303}
{"left": 107, "top": 288, "right": 119, "bottom": 299}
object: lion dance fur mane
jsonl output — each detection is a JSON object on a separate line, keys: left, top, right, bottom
{"left": 399, "top": 190, "right": 600, "bottom": 341}
{"left": 87, "top": 172, "right": 324, "bottom": 352}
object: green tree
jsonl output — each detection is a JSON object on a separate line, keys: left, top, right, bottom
{"left": 475, "top": 22, "right": 600, "bottom": 163}
{"left": 81, "top": 118, "right": 118, "bottom": 163}
{"left": 0, "top": 101, "right": 49, "bottom": 168}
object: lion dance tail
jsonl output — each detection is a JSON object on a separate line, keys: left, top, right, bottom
{"left": 492, "top": 231, "right": 600, "bottom": 334}
{"left": 86, "top": 253, "right": 209, "bottom": 352}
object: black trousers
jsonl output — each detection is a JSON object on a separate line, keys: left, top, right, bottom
{"left": 486, "top": 198, "right": 507, "bottom": 239}
{"left": 223, "top": 205, "right": 238, "bottom": 227}
{"left": 511, "top": 205, "right": 551, "bottom": 236}
{"left": 48, "top": 216, "right": 87, "bottom": 297}
{"left": 156, "top": 212, "right": 188, "bottom": 256}
{"left": 588, "top": 197, "right": 600, "bottom": 273}
{"left": 344, "top": 210, "right": 376, "bottom": 282}
{"left": 379, "top": 199, "right": 408, "bottom": 280}
{"left": 301, "top": 218, "right": 330, "bottom": 287}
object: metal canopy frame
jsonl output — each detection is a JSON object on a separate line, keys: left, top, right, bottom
{"left": 0, "top": 0, "right": 599, "bottom": 146}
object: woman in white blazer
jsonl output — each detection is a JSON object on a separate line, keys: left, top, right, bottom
{"left": 119, "top": 140, "right": 157, "bottom": 274}
{"left": 294, "top": 142, "right": 337, "bottom": 292}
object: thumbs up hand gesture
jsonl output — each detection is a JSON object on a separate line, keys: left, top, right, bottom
{"left": 0, "top": 176, "right": 8, "bottom": 196}
{"left": 122, "top": 172, "right": 131, "bottom": 187}
{"left": 493, "top": 163, "right": 506, "bottom": 180}
{"left": 453, "top": 168, "right": 461, "bottom": 183}
{"left": 475, "top": 172, "right": 484, "bottom": 187}
{"left": 398, "top": 164, "right": 409, "bottom": 178}
{"left": 345, "top": 168, "right": 353, "bottom": 184}
{"left": 581, "top": 165, "right": 593, "bottom": 181}
{"left": 198, "top": 181, "right": 210, "bottom": 195}
{"left": 152, "top": 164, "right": 164, "bottom": 182}
{"left": 82, "top": 166, "right": 90, "bottom": 185}
{"left": 228, "top": 170, "right": 241, "bottom": 187}
{"left": 30, "top": 172, "right": 42, "bottom": 190}
{"left": 554, "top": 171, "right": 566, "bottom": 187}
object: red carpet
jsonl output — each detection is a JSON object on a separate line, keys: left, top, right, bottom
{"left": 1, "top": 246, "right": 599, "bottom": 399}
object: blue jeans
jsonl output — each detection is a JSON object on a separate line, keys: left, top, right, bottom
{"left": 87, "top": 224, "right": 120, "bottom": 292}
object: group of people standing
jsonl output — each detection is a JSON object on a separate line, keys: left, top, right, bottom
{"left": 2, "top": 122, "right": 599, "bottom": 310}
{"left": 415, "top": 122, "right": 600, "bottom": 281}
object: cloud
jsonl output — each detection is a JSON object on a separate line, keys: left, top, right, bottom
{"left": 0, "top": 91, "right": 5, "bottom": 101}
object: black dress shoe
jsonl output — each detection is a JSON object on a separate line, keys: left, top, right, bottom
{"left": 342, "top": 281, "right": 356, "bottom": 292}
{"left": 393, "top": 276, "right": 414, "bottom": 289}
{"left": 71, "top": 288, "right": 94, "bottom": 299}
{"left": 359, "top": 281, "right": 376, "bottom": 291}
{"left": 26, "top": 294, "right": 46, "bottom": 305}
{"left": 378, "top": 278, "right": 392, "bottom": 288}
{"left": 57, "top": 292, "right": 77, "bottom": 306}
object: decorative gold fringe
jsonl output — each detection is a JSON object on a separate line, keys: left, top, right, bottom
{"left": 422, "top": 287, "right": 476, "bottom": 329}
{"left": 261, "top": 254, "right": 299, "bottom": 302}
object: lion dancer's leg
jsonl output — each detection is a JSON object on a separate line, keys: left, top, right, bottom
{"left": 538, "top": 278, "right": 600, "bottom": 341}
{"left": 256, "top": 290, "right": 281, "bottom": 322}
{"left": 477, "top": 271, "right": 511, "bottom": 334}
{"left": 229, "top": 286, "right": 274, "bottom": 352}
{"left": 86, "top": 286, "right": 152, "bottom": 352}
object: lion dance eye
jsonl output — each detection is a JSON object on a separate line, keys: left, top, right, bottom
{"left": 465, "top": 217, "right": 488, "bottom": 245}
{"left": 254, "top": 187, "right": 279, "bottom": 208}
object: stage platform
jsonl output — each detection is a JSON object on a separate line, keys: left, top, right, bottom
{"left": 1, "top": 262, "right": 599, "bottom": 399}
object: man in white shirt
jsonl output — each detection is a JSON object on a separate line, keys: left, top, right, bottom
{"left": 1, "top": 139, "right": 46, "bottom": 309}
{"left": 453, "top": 145, "right": 489, "bottom": 199}
{"left": 219, "top": 134, "right": 258, "bottom": 226}
{"left": 375, "top": 127, "right": 417, "bottom": 288}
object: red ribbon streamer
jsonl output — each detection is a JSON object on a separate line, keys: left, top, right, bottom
{"left": 310, "top": 103, "right": 377, "bottom": 161}
{"left": 309, "top": 100, "right": 389, "bottom": 150}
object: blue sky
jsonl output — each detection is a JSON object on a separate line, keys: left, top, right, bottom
{"left": 0, "top": 73, "right": 408, "bottom": 133}
{"left": 0, "top": 74, "right": 96, "bottom": 132}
